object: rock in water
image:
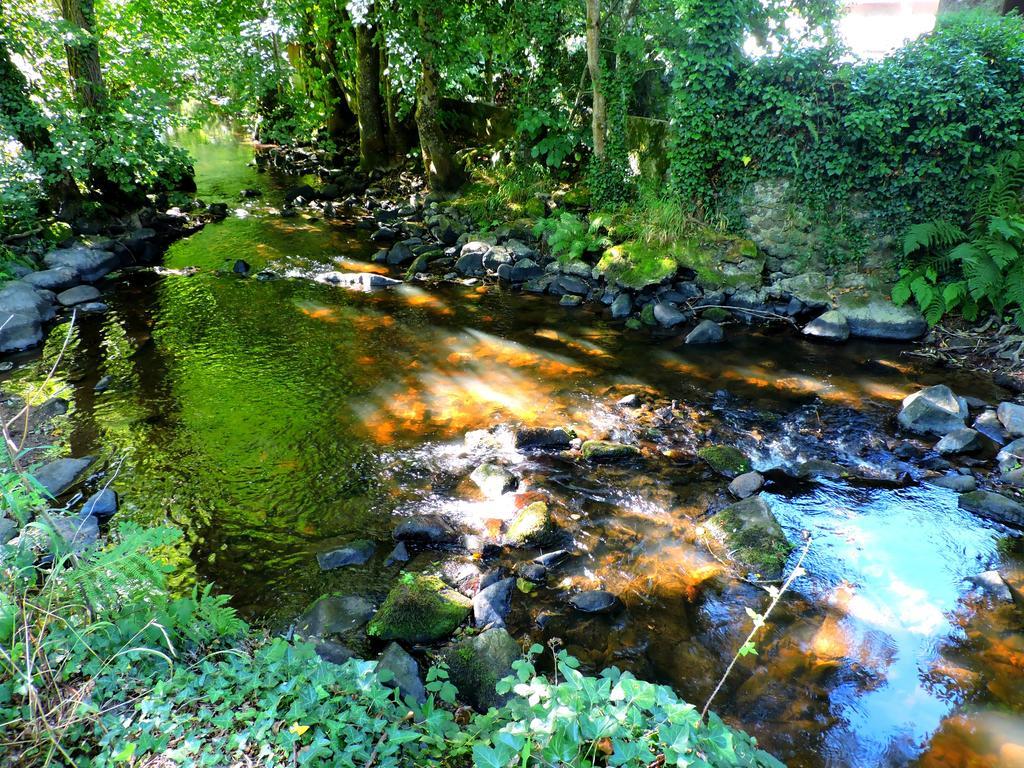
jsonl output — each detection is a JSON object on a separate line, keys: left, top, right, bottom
{"left": 367, "top": 574, "right": 471, "bottom": 643}
{"left": 610, "top": 293, "right": 632, "bottom": 319}
{"left": 653, "top": 302, "right": 686, "bottom": 328}
{"left": 316, "top": 539, "right": 376, "bottom": 570}
{"left": 295, "top": 594, "right": 375, "bottom": 638}
{"left": 473, "top": 577, "right": 515, "bottom": 628}
{"left": 934, "top": 428, "right": 985, "bottom": 455}
{"left": 377, "top": 642, "right": 426, "bottom": 704}
{"left": 392, "top": 514, "right": 459, "bottom": 546}
{"left": 384, "top": 541, "right": 410, "bottom": 566}
{"left": 470, "top": 463, "right": 518, "bottom": 499}
{"left": 926, "top": 474, "right": 976, "bottom": 493}
{"left": 513, "top": 427, "right": 574, "bottom": 450}
{"left": 232, "top": 259, "right": 250, "bottom": 275}
{"left": 33, "top": 457, "right": 94, "bottom": 497}
{"left": 709, "top": 494, "right": 793, "bottom": 579}
{"left": 81, "top": 488, "right": 117, "bottom": 518}
{"left": 685, "top": 319, "right": 724, "bottom": 344}
{"left": 443, "top": 628, "right": 521, "bottom": 712}
{"left": 997, "top": 438, "right": 1024, "bottom": 473}
{"left": 958, "top": 490, "right": 1024, "bottom": 528}
{"left": 997, "top": 402, "right": 1024, "bottom": 437}
{"left": 802, "top": 310, "right": 849, "bottom": 342}
{"left": 897, "top": 385, "right": 968, "bottom": 436}
{"left": 504, "top": 501, "right": 552, "bottom": 547}
{"left": 729, "top": 471, "right": 764, "bottom": 499}
{"left": 698, "top": 445, "right": 752, "bottom": 478}
{"left": 837, "top": 292, "right": 927, "bottom": 340}
{"left": 569, "top": 590, "right": 619, "bottom": 614}
{"left": 580, "top": 440, "right": 640, "bottom": 461}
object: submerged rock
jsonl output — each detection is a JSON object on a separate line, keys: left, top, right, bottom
{"left": 685, "top": 319, "right": 724, "bottom": 345}
{"left": 997, "top": 402, "right": 1024, "bottom": 438}
{"left": 802, "top": 310, "right": 849, "bottom": 342}
{"left": 295, "top": 594, "right": 375, "bottom": 638}
{"left": 513, "top": 426, "right": 574, "bottom": 450}
{"left": 580, "top": 440, "right": 640, "bottom": 461}
{"left": 709, "top": 494, "right": 794, "bottom": 579}
{"left": 897, "top": 385, "right": 968, "bottom": 436}
{"left": 935, "top": 428, "right": 985, "bottom": 455}
{"left": 958, "top": 491, "right": 1024, "bottom": 528}
{"left": 316, "top": 539, "right": 376, "bottom": 570}
{"left": 569, "top": 590, "right": 619, "bottom": 614}
{"left": 698, "top": 445, "right": 752, "bottom": 478}
{"left": 837, "top": 292, "right": 927, "bottom": 340}
{"left": 473, "top": 577, "right": 515, "bottom": 628}
{"left": 392, "top": 514, "right": 459, "bottom": 546}
{"left": 367, "top": 574, "right": 471, "bottom": 643}
{"left": 966, "top": 570, "right": 1012, "bottom": 602}
{"left": 504, "top": 501, "right": 552, "bottom": 547}
{"left": 443, "top": 628, "right": 521, "bottom": 712}
{"left": 377, "top": 642, "right": 426, "bottom": 704}
{"left": 33, "top": 457, "right": 94, "bottom": 497}
{"left": 534, "top": 549, "right": 569, "bottom": 568}
{"left": 470, "top": 463, "right": 518, "bottom": 498}
{"left": 927, "top": 473, "right": 977, "bottom": 493}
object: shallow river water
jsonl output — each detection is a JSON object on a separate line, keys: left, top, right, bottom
{"left": 10, "top": 127, "right": 1024, "bottom": 767}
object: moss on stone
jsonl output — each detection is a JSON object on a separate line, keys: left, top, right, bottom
{"left": 595, "top": 242, "right": 678, "bottom": 290}
{"left": 711, "top": 495, "right": 794, "bottom": 579}
{"left": 367, "top": 574, "right": 471, "bottom": 643}
{"left": 700, "top": 307, "right": 731, "bottom": 322}
{"left": 581, "top": 440, "right": 640, "bottom": 461}
{"left": 698, "top": 445, "right": 752, "bottom": 478}
{"left": 640, "top": 302, "right": 657, "bottom": 326}
{"left": 504, "top": 501, "right": 552, "bottom": 546}
{"left": 442, "top": 628, "right": 521, "bottom": 711}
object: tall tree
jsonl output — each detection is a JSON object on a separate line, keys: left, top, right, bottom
{"left": 585, "top": 0, "right": 606, "bottom": 159}
{"left": 355, "top": 8, "right": 388, "bottom": 168}
{"left": 57, "top": 0, "right": 105, "bottom": 108}
{"left": 414, "top": 4, "right": 464, "bottom": 191}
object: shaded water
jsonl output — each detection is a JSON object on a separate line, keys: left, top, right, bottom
{"left": 8, "top": 127, "right": 1024, "bottom": 767}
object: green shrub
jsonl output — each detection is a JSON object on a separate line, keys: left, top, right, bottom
{"left": 534, "top": 212, "right": 611, "bottom": 265}
{"left": 893, "top": 148, "right": 1024, "bottom": 328}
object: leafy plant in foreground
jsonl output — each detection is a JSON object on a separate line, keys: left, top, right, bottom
{"left": 893, "top": 148, "right": 1024, "bottom": 329}
{"left": 534, "top": 212, "right": 611, "bottom": 265}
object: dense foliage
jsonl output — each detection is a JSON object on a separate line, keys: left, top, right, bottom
{"left": 0, "top": 468, "right": 780, "bottom": 768}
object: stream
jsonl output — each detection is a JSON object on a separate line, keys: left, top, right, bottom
{"left": 8, "top": 125, "right": 1024, "bottom": 767}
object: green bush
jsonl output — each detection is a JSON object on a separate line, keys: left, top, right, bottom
{"left": 667, "top": 7, "right": 1024, "bottom": 250}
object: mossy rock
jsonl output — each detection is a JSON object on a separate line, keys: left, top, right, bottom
{"left": 442, "top": 628, "right": 521, "bottom": 712}
{"left": 700, "top": 307, "right": 731, "bottom": 322}
{"left": 710, "top": 494, "right": 793, "bottom": 579}
{"left": 581, "top": 440, "right": 640, "bottom": 461}
{"left": 522, "top": 197, "right": 546, "bottom": 219}
{"left": 562, "top": 186, "right": 592, "bottom": 209}
{"left": 367, "top": 574, "right": 471, "bottom": 643}
{"left": 673, "top": 235, "right": 763, "bottom": 291}
{"left": 504, "top": 501, "right": 552, "bottom": 546}
{"left": 698, "top": 445, "right": 752, "bottom": 478}
{"left": 595, "top": 242, "right": 678, "bottom": 290}
{"left": 640, "top": 302, "right": 657, "bottom": 326}
{"left": 625, "top": 317, "right": 642, "bottom": 330}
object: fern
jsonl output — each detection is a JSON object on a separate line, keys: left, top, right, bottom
{"left": 894, "top": 148, "right": 1024, "bottom": 330}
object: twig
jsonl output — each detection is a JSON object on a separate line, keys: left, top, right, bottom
{"left": 700, "top": 535, "right": 812, "bottom": 722}
{"left": 364, "top": 711, "right": 413, "bottom": 768}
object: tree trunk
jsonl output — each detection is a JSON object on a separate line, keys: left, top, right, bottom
{"left": 415, "top": 9, "right": 464, "bottom": 192}
{"left": 382, "top": 47, "right": 407, "bottom": 157}
{"left": 57, "top": 0, "right": 104, "bottom": 109}
{"left": 324, "top": 38, "right": 358, "bottom": 140}
{"left": 585, "top": 0, "right": 606, "bottom": 160}
{"left": 355, "top": 16, "right": 387, "bottom": 169}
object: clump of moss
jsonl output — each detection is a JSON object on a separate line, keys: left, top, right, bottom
{"left": 710, "top": 495, "right": 794, "bottom": 579}
{"left": 698, "top": 445, "right": 752, "bottom": 478}
{"left": 640, "top": 302, "right": 658, "bottom": 326}
{"left": 367, "top": 574, "right": 471, "bottom": 643}
{"left": 442, "top": 628, "right": 521, "bottom": 711}
{"left": 504, "top": 501, "right": 552, "bottom": 546}
{"left": 595, "top": 242, "right": 678, "bottom": 290}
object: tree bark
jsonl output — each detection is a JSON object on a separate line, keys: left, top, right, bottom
{"left": 415, "top": 8, "right": 464, "bottom": 191}
{"left": 355, "top": 15, "right": 387, "bottom": 169}
{"left": 382, "top": 47, "right": 408, "bottom": 157}
{"left": 585, "top": 0, "right": 607, "bottom": 160}
{"left": 57, "top": 0, "right": 104, "bottom": 109}
{"left": 324, "top": 37, "right": 358, "bottom": 140}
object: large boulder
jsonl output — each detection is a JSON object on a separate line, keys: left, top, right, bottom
{"left": 709, "top": 494, "right": 793, "bottom": 579}
{"left": 43, "top": 246, "right": 120, "bottom": 283}
{"left": 0, "top": 281, "right": 55, "bottom": 321}
{"left": 21, "top": 268, "right": 78, "bottom": 292}
{"left": 837, "top": 293, "right": 926, "bottom": 340}
{"left": 442, "top": 628, "right": 521, "bottom": 712}
{"left": 367, "top": 574, "right": 471, "bottom": 643}
{"left": 802, "top": 310, "right": 849, "bottom": 342}
{"left": 958, "top": 491, "right": 1024, "bottom": 528}
{"left": 897, "top": 385, "right": 967, "bottom": 436}
{"left": 997, "top": 402, "right": 1024, "bottom": 438}
{"left": 376, "top": 642, "right": 426, "bottom": 704}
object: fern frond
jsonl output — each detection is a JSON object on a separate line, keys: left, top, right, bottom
{"left": 903, "top": 220, "right": 965, "bottom": 257}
